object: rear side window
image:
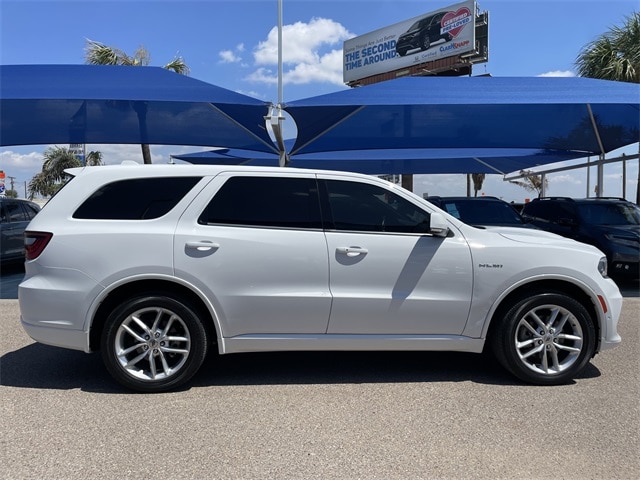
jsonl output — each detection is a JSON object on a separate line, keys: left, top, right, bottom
{"left": 524, "top": 201, "right": 575, "bottom": 224}
{"left": 199, "top": 176, "right": 322, "bottom": 229}
{"left": 6, "top": 201, "right": 28, "bottom": 222}
{"left": 73, "top": 177, "right": 201, "bottom": 220}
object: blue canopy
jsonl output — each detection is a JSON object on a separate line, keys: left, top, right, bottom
{"left": 284, "top": 76, "right": 640, "bottom": 156}
{"left": 0, "top": 64, "right": 277, "bottom": 152}
{"left": 172, "top": 143, "right": 589, "bottom": 175}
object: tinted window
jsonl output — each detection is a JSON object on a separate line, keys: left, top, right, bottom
{"left": 73, "top": 177, "right": 201, "bottom": 220}
{"left": 525, "top": 201, "right": 576, "bottom": 224}
{"left": 6, "top": 201, "right": 28, "bottom": 222}
{"left": 441, "top": 200, "right": 524, "bottom": 225}
{"left": 577, "top": 203, "right": 640, "bottom": 225}
{"left": 199, "top": 176, "right": 322, "bottom": 229}
{"left": 324, "top": 180, "right": 430, "bottom": 233}
{"left": 24, "top": 204, "right": 39, "bottom": 219}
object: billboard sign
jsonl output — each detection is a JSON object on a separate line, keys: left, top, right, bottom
{"left": 343, "top": 1, "right": 476, "bottom": 83}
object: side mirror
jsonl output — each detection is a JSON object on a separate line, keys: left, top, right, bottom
{"left": 429, "top": 212, "right": 450, "bottom": 237}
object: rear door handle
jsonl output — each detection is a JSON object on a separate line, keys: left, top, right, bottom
{"left": 186, "top": 241, "right": 220, "bottom": 251}
{"left": 336, "top": 246, "right": 368, "bottom": 257}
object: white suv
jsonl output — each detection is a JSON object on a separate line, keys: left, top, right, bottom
{"left": 20, "top": 164, "right": 622, "bottom": 392}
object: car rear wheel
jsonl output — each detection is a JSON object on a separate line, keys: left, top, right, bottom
{"left": 491, "top": 292, "right": 595, "bottom": 385}
{"left": 101, "top": 295, "right": 208, "bottom": 392}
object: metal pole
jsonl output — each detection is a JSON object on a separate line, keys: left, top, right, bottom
{"left": 278, "top": 0, "right": 283, "bottom": 107}
{"left": 622, "top": 155, "right": 626, "bottom": 199}
{"left": 597, "top": 153, "right": 604, "bottom": 197}
{"left": 586, "top": 156, "right": 590, "bottom": 198}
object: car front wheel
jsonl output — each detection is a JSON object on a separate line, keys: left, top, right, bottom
{"left": 491, "top": 293, "right": 596, "bottom": 385}
{"left": 101, "top": 295, "right": 208, "bottom": 392}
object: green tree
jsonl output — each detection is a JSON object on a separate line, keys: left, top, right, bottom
{"left": 84, "top": 39, "right": 190, "bottom": 165}
{"left": 28, "top": 146, "right": 102, "bottom": 199}
{"left": 575, "top": 12, "right": 640, "bottom": 204}
{"left": 575, "top": 12, "right": 639, "bottom": 83}
{"left": 508, "top": 169, "right": 548, "bottom": 198}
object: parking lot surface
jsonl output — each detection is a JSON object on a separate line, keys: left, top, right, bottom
{"left": 1, "top": 297, "right": 638, "bottom": 479}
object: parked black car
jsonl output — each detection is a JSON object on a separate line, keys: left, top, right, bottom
{"left": 396, "top": 12, "right": 452, "bottom": 56}
{"left": 426, "top": 196, "right": 536, "bottom": 229}
{"left": 521, "top": 197, "right": 640, "bottom": 278}
{"left": 0, "top": 197, "right": 41, "bottom": 264}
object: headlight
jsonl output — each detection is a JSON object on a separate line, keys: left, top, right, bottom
{"left": 597, "top": 256, "right": 608, "bottom": 278}
{"left": 604, "top": 233, "right": 639, "bottom": 248}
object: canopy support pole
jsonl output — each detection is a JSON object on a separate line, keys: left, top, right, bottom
{"left": 587, "top": 104, "right": 606, "bottom": 198}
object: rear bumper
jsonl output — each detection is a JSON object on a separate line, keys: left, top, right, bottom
{"left": 20, "top": 317, "right": 89, "bottom": 352}
{"left": 18, "top": 266, "right": 101, "bottom": 353}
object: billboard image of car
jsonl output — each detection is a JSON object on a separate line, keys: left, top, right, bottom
{"left": 343, "top": 0, "right": 476, "bottom": 83}
{"left": 395, "top": 11, "right": 453, "bottom": 56}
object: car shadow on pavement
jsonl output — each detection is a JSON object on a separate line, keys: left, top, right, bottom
{"left": 0, "top": 343, "right": 601, "bottom": 393}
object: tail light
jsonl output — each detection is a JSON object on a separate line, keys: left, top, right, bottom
{"left": 24, "top": 231, "right": 53, "bottom": 260}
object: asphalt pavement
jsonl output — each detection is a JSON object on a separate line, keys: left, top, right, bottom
{"left": 1, "top": 293, "right": 639, "bottom": 479}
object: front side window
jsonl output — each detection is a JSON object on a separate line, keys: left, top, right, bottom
{"left": 73, "top": 177, "right": 202, "bottom": 220}
{"left": 199, "top": 176, "right": 322, "bottom": 229}
{"left": 323, "top": 180, "right": 430, "bottom": 233}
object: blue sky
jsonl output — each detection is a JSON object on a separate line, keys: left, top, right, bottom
{"left": 1, "top": 0, "right": 638, "bottom": 201}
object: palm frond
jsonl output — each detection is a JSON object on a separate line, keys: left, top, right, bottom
{"left": 575, "top": 12, "right": 640, "bottom": 83}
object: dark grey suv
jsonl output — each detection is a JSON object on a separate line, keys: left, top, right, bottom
{"left": 0, "top": 197, "right": 41, "bottom": 264}
{"left": 521, "top": 197, "right": 640, "bottom": 279}
{"left": 395, "top": 12, "right": 452, "bottom": 56}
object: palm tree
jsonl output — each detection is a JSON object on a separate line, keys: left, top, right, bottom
{"left": 86, "top": 150, "right": 104, "bottom": 166}
{"left": 575, "top": 12, "right": 639, "bottom": 83}
{"left": 508, "top": 169, "right": 548, "bottom": 198}
{"left": 471, "top": 173, "right": 485, "bottom": 197}
{"left": 575, "top": 12, "right": 640, "bottom": 203}
{"left": 84, "top": 40, "right": 190, "bottom": 165}
{"left": 28, "top": 146, "right": 102, "bottom": 199}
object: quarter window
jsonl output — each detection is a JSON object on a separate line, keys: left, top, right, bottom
{"left": 73, "top": 177, "right": 201, "bottom": 220}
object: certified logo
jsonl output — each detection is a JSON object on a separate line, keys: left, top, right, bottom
{"left": 441, "top": 7, "right": 472, "bottom": 38}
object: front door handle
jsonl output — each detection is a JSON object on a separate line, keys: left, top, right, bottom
{"left": 336, "top": 246, "right": 368, "bottom": 257}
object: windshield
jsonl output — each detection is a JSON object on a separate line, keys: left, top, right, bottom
{"left": 577, "top": 203, "right": 640, "bottom": 225}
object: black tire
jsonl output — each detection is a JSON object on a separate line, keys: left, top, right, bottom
{"left": 420, "top": 36, "right": 431, "bottom": 51}
{"left": 100, "top": 295, "right": 208, "bottom": 393}
{"left": 491, "top": 292, "right": 595, "bottom": 385}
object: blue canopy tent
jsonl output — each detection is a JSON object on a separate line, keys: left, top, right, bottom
{"left": 284, "top": 76, "right": 640, "bottom": 157}
{"left": 0, "top": 64, "right": 277, "bottom": 153}
{"left": 172, "top": 144, "right": 590, "bottom": 175}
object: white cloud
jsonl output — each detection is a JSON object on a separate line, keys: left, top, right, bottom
{"left": 250, "top": 17, "right": 354, "bottom": 86}
{"left": 538, "top": 70, "right": 576, "bottom": 77}
{"left": 219, "top": 50, "right": 241, "bottom": 63}
{"left": 218, "top": 43, "right": 246, "bottom": 64}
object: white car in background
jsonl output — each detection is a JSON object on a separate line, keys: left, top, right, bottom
{"left": 19, "top": 164, "right": 622, "bottom": 392}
